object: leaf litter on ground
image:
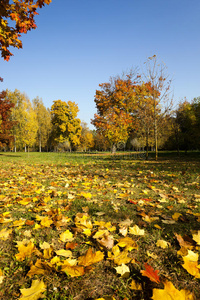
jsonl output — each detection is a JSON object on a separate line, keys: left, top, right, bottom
{"left": 0, "top": 154, "right": 200, "bottom": 299}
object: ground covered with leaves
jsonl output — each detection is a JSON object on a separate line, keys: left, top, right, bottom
{"left": 0, "top": 152, "right": 200, "bottom": 299}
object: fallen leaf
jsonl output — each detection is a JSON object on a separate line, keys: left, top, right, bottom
{"left": 129, "top": 225, "right": 145, "bottom": 236}
{"left": 192, "top": 231, "right": 200, "bottom": 245}
{"left": 59, "top": 230, "right": 74, "bottom": 242}
{"left": 0, "top": 228, "right": 12, "bottom": 240}
{"left": 115, "top": 263, "right": 130, "bottom": 278}
{"left": 129, "top": 279, "right": 142, "bottom": 290}
{"left": 56, "top": 249, "right": 72, "bottom": 257}
{"left": 19, "top": 279, "right": 46, "bottom": 300}
{"left": 15, "top": 241, "right": 36, "bottom": 261}
{"left": 78, "top": 248, "right": 104, "bottom": 266}
{"left": 156, "top": 239, "right": 170, "bottom": 249}
{"left": 141, "top": 263, "right": 160, "bottom": 283}
{"left": 152, "top": 280, "right": 194, "bottom": 300}
{"left": 182, "top": 250, "right": 200, "bottom": 278}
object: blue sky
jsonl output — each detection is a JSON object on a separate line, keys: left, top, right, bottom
{"left": 1, "top": 0, "right": 200, "bottom": 128}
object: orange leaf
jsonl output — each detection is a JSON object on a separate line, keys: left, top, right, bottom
{"left": 140, "top": 263, "right": 160, "bottom": 283}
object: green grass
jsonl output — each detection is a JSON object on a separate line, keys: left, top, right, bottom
{"left": 0, "top": 151, "right": 200, "bottom": 299}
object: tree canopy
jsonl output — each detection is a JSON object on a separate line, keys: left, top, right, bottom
{"left": 0, "top": 0, "right": 52, "bottom": 60}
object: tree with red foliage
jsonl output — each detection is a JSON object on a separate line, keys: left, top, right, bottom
{"left": 0, "top": 78, "right": 15, "bottom": 148}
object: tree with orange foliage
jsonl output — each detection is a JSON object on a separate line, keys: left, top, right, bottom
{"left": 91, "top": 73, "right": 140, "bottom": 152}
{"left": 0, "top": 0, "right": 52, "bottom": 60}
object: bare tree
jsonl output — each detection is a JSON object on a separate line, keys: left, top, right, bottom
{"left": 142, "top": 55, "right": 173, "bottom": 160}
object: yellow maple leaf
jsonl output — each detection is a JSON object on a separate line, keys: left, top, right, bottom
{"left": 39, "top": 241, "right": 52, "bottom": 249}
{"left": 117, "top": 237, "right": 138, "bottom": 251}
{"left": 78, "top": 248, "right": 104, "bottom": 267}
{"left": 19, "top": 279, "right": 46, "bottom": 300}
{"left": 182, "top": 250, "right": 200, "bottom": 278}
{"left": 152, "top": 280, "right": 194, "bottom": 300}
{"left": 27, "top": 259, "right": 50, "bottom": 277}
{"left": 192, "top": 230, "right": 200, "bottom": 245}
{"left": 108, "top": 245, "right": 132, "bottom": 265}
{"left": 172, "top": 212, "right": 182, "bottom": 221}
{"left": 156, "top": 239, "right": 170, "bottom": 249}
{"left": 59, "top": 230, "right": 74, "bottom": 242}
{"left": 61, "top": 265, "right": 85, "bottom": 277}
{"left": 129, "top": 225, "right": 145, "bottom": 236}
{"left": 15, "top": 241, "right": 36, "bottom": 261}
{"left": 75, "top": 213, "right": 93, "bottom": 229}
{"left": 12, "top": 219, "right": 26, "bottom": 227}
{"left": 40, "top": 216, "right": 53, "bottom": 227}
{"left": 0, "top": 228, "right": 12, "bottom": 240}
{"left": 50, "top": 256, "right": 61, "bottom": 265}
{"left": 83, "top": 228, "right": 92, "bottom": 236}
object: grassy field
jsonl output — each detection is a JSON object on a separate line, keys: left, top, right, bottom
{"left": 0, "top": 152, "right": 200, "bottom": 299}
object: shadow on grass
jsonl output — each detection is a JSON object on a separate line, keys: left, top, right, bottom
{"left": 0, "top": 153, "right": 22, "bottom": 158}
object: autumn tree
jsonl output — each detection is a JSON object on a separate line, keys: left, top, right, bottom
{"left": 93, "top": 131, "right": 110, "bottom": 151}
{"left": 79, "top": 122, "right": 94, "bottom": 152}
{"left": 0, "top": 0, "right": 52, "bottom": 60}
{"left": 133, "top": 82, "right": 157, "bottom": 159}
{"left": 51, "top": 100, "right": 82, "bottom": 151}
{"left": 142, "top": 55, "right": 173, "bottom": 160}
{"left": 33, "top": 97, "right": 51, "bottom": 152}
{"left": 91, "top": 73, "right": 139, "bottom": 152}
{"left": 6, "top": 89, "right": 38, "bottom": 151}
{"left": 0, "top": 80, "right": 15, "bottom": 148}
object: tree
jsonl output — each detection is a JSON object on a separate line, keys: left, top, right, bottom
{"left": 91, "top": 73, "right": 139, "bottom": 152}
{"left": 0, "top": 0, "right": 52, "bottom": 60}
{"left": 142, "top": 55, "right": 173, "bottom": 160}
{"left": 51, "top": 100, "right": 82, "bottom": 151}
{"left": 79, "top": 122, "right": 94, "bottom": 152}
{"left": 175, "top": 99, "right": 199, "bottom": 151}
{"left": 6, "top": 89, "right": 38, "bottom": 151}
{"left": 33, "top": 97, "right": 51, "bottom": 152}
{"left": 133, "top": 82, "right": 157, "bottom": 159}
{"left": 0, "top": 90, "right": 15, "bottom": 148}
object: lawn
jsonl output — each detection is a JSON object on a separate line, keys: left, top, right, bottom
{"left": 0, "top": 152, "right": 200, "bottom": 299}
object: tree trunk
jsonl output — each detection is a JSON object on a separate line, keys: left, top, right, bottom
{"left": 39, "top": 132, "right": 42, "bottom": 152}
{"left": 145, "top": 128, "right": 149, "bottom": 160}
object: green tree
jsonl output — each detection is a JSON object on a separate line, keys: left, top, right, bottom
{"left": 51, "top": 100, "right": 81, "bottom": 151}
{"left": 175, "top": 99, "right": 199, "bottom": 151}
{"left": 33, "top": 97, "right": 51, "bottom": 152}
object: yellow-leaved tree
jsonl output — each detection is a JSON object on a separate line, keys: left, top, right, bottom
{"left": 50, "top": 100, "right": 81, "bottom": 151}
{"left": 33, "top": 97, "right": 51, "bottom": 152}
{"left": 6, "top": 89, "right": 38, "bottom": 151}
{"left": 79, "top": 122, "right": 94, "bottom": 152}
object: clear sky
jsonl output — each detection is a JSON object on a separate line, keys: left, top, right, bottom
{"left": 1, "top": 0, "right": 200, "bottom": 128}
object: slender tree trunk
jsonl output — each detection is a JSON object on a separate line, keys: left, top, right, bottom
{"left": 154, "top": 118, "right": 158, "bottom": 160}
{"left": 146, "top": 128, "right": 149, "bottom": 160}
{"left": 154, "top": 100, "right": 158, "bottom": 161}
{"left": 14, "top": 136, "right": 16, "bottom": 152}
